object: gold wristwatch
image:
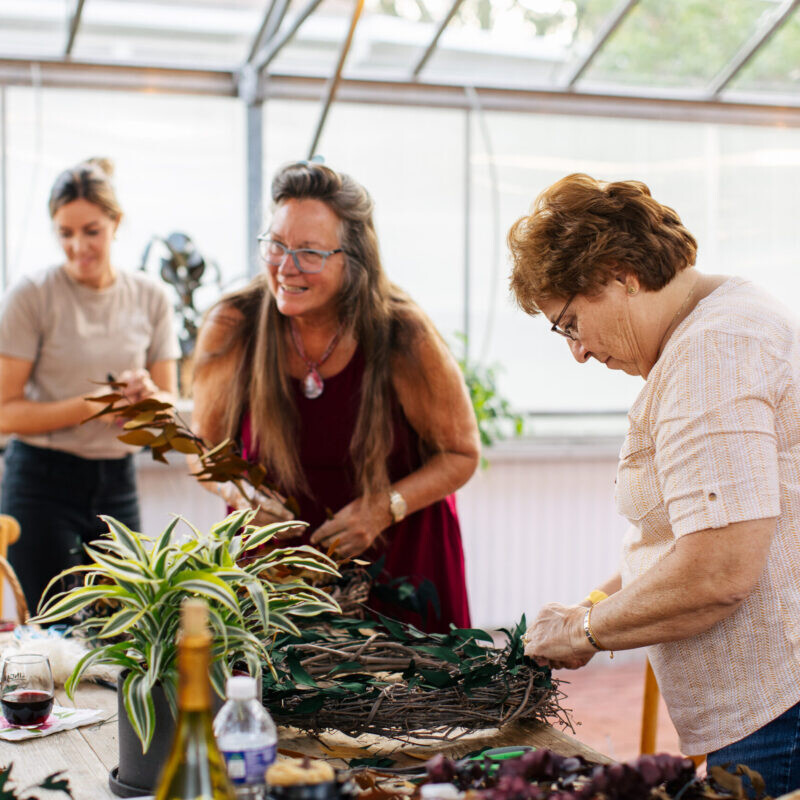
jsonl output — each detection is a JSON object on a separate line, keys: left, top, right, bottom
{"left": 389, "top": 489, "right": 407, "bottom": 523}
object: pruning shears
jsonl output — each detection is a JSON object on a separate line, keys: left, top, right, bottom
{"left": 346, "top": 745, "right": 535, "bottom": 779}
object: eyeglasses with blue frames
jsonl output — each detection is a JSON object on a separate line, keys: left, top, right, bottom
{"left": 257, "top": 235, "right": 343, "bottom": 274}
{"left": 551, "top": 294, "right": 578, "bottom": 341}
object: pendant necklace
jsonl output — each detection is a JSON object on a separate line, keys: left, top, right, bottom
{"left": 290, "top": 319, "right": 345, "bottom": 399}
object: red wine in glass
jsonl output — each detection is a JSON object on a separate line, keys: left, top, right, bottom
{"left": 0, "top": 654, "right": 55, "bottom": 727}
{"left": 1, "top": 689, "right": 54, "bottom": 725}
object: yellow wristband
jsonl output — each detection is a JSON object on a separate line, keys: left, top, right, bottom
{"left": 584, "top": 589, "right": 609, "bottom": 606}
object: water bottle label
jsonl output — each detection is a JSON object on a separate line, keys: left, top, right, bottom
{"left": 221, "top": 744, "right": 277, "bottom": 785}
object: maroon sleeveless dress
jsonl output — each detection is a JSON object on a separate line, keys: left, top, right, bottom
{"left": 240, "top": 348, "right": 471, "bottom": 632}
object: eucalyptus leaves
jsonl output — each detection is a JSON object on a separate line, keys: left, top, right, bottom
{"left": 32, "top": 509, "right": 340, "bottom": 752}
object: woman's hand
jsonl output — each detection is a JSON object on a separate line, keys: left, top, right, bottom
{"left": 310, "top": 497, "right": 391, "bottom": 560}
{"left": 117, "top": 367, "right": 160, "bottom": 405}
{"left": 523, "top": 602, "right": 596, "bottom": 670}
{"left": 218, "top": 484, "right": 297, "bottom": 530}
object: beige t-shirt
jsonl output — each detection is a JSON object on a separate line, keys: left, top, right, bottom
{"left": 616, "top": 277, "right": 800, "bottom": 755}
{"left": 0, "top": 265, "right": 180, "bottom": 459}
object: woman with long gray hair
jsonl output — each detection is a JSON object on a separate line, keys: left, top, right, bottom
{"left": 191, "top": 161, "right": 479, "bottom": 632}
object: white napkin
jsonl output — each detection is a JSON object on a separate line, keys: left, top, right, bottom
{"left": 0, "top": 703, "right": 108, "bottom": 741}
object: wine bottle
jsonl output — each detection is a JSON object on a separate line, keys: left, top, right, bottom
{"left": 155, "top": 599, "right": 236, "bottom": 800}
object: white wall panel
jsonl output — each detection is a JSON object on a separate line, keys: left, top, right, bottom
{"left": 457, "top": 450, "right": 628, "bottom": 630}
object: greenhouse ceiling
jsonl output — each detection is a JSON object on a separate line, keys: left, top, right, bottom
{"left": 0, "top": 0, "right": 799, "bottom": 124}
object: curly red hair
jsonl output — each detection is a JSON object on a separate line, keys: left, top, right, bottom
{"left": 508, "top": 174, "right": 698, "bottom": 314}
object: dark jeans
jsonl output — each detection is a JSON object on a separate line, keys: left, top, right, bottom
{"left": 707, "top": 699, "right": 800, "bottom": 797}
{"left": 1, "top": 439, "right": 141, "bottom": 614}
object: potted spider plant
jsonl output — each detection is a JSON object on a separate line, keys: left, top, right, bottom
{"left": 32, "top": 509, "right": 340, "bottom": 798}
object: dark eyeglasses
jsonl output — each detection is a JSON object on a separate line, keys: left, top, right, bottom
{"left": 257, "top": 236, "right": 343, "bottom": 274}
{"left": 551, "top": 294, "right": 578, "bottom": 341}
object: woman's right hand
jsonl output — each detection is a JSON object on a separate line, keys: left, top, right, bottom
{"left": 217, "top": 483, "right": 299, "bottom": 532}
{"left": 523, "top": 602, "right": 596, "bottom": 670}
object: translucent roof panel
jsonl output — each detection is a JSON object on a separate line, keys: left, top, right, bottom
{"left": 266, "top": 0, "right": 458, "bottom": 79}
{"left": 0, "top": 0, "right": 72, "bottom": 59}
{"left": 267, "top": 0, "right": 354, "bottom": 76}
{"left": 347, "top": 0, "right": 460, "bottom": 79}
{"left": 70, "top": 0, "right": 267, "bottom": 69}
{"left": 580, "top": 0, "right": 779, "bottom": 94}
{"left": 726, "top": 6, "right": 800, "bottom": 100}
{"left": 421, "top": 0, "right": 620, "bottom": 88}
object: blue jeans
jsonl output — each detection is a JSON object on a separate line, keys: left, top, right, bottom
{"left": 1, "top": 439, "right": 140, "bottom": 614}
{"left": 707, "top": 699, "right": 800, "bottom": 797}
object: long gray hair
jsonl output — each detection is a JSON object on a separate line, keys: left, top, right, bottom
{"left": 210, "top": 162, "right": 423, "bottom": 499}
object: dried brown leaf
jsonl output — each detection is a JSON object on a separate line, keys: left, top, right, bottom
{"left": 127, "top": 410, "right": 157, "bottom": 426}
{"left": 118, "top": 430, "right": 158, "bottom": 446}
{"left": 81, "top": 403, "right": 118, "bottom": 423}
{"left": 151, "top": 445, "right": 170, "bottom": 464}
{"left": 170, "top": 436, "right": 202, "bottom": 455}
{"left": 709, "top": 766, "right": 744, "bottom": 798}
{"left": 736, "top": 765, "right": 766, "bottom": 797}
{"left": 128, "top": 398, "right": 173, "bottom": 412}
{"left": 87, "top": 393, "right": 124, "bottom": 404}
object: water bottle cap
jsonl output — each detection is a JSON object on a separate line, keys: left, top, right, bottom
{"left": 226, "top": 675, "right": 257, "bottom": 700}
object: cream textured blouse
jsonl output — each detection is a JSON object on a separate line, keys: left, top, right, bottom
{"left": 617, "top": 278, "right": 800, "bottom": 755}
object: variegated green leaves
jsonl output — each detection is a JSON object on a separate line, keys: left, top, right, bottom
{"left": 32, "top": 510, "right": 340, "bottom": 753}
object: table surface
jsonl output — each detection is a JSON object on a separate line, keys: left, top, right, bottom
{"left": 0, "top": 683, "right": 612, "bottom": 800}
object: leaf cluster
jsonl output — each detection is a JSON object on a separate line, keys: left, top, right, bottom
{"left": 261, "top": 615, "right": 565, "bottom": 740}
{"left": 85, "top": 385, "right": 296, "bottom": 514}
{"left": 0, "top": 764, "right": 72, "bottom": 799}
{"left": 31, "top": 510, "right": 341, "bottom": 752}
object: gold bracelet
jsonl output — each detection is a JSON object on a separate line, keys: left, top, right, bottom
{"left": 583, "top": 603, "right": 614, "bottom": 659}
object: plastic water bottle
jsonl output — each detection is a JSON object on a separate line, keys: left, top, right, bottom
{"left": 213, "top": 676, "right": 277, "bottom": 799}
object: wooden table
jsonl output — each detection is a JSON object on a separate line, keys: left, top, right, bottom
{"left": 0, "top": 684, "right": 611, "bottom": 799}
{"left": 0, "top": 684, "right": 120, "bottom": 798}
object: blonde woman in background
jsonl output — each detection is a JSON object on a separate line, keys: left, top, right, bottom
{"left": 0, "top": 158, "right": 179, "bottom": 611}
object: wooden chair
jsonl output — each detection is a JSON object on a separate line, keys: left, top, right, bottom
{"left": 0, "top": 514, "right": 29, "bottom": 624}
{"left": 641, "top": 657, "right": 704, "bottom": 767}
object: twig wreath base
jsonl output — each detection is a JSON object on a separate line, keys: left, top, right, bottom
{"left": 262, "top": 615, "right": 570, "bottom": 742}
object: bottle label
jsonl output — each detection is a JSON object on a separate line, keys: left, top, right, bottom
{"left": 221, "top": 744, "right": 277, "bottom": 785}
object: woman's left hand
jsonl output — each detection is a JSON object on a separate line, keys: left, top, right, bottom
{"left": 118, "top": 367, "right": 160, "bottom": 405}
{"left": 523, "top": 602, "right": 596, "bottom": 670}
{"left": 310, "top": 497, "right": 391, "bottom": 560}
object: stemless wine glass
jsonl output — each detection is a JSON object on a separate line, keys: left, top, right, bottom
{"left": 0, "top": 654, "right": 55, "bottom": 726}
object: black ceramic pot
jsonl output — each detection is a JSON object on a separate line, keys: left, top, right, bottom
{"left": 109, "top": 672, "right": 176, "bottom": 798}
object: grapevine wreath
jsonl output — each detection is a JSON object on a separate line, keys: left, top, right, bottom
{"left": 260, "top": 614, "right": 569, "bottom": 741}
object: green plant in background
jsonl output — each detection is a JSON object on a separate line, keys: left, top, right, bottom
{"left": 32, "top": 509, "right": 340, "bottom": 752}
{"left": 455, "top": 334, "right": 524, "bottom": 467}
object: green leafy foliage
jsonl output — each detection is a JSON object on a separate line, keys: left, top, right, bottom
{"left": 31, "top": 510, "right": 341, "bottom": 752}
{"left": 260, "top": 613, "right": 562, "bottom": 739}
{"left": 0, "top": 764, "right": 73, "bottom": 799}
{"left": 455, "top": 336, "right": 524, "bottom": 467}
